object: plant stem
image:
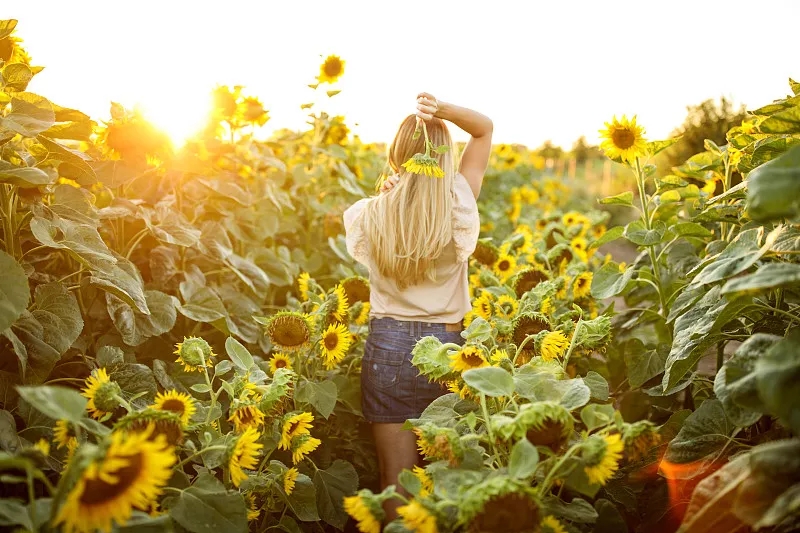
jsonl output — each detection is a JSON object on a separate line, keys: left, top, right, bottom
{"left": 124, "top": 228, "right": 150, "bottom": 260}
{"left": 753, "top": 304, "right": 800, "bottom": 325}
{"left": 479, "top": 392, "right": 500, "bottom": 466}
{"left": 175, "top": 445, "right": 229, "bottom": 469}
{"left": 512, "top": 335, "right": 535, "bottom": 366}
{"left": 201, "top": 355, "right": 218, "bottom": 426}
{"left": 634, "top": 158, "right": 668, "bottom": 321}
{"left": 539, "top": 443, "right": 580, "bottom": 496}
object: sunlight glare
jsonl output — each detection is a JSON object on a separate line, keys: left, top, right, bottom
{"left": 137, "top": 90, "right": 213, "bottom": 149}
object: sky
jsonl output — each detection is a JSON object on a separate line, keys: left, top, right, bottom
{"left": 6, "top": 0, "right": 799, "bottom": 149}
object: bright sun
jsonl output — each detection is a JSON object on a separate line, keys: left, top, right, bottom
{"left": 137, "top": 91, "right": 213, "bottom": 148}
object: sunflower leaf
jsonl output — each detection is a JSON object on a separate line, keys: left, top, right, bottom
{"left": 225, "top": 337, "right": 254, "bottom": 371}
{"left": 15, "top": 386, "right": 86, "bottom": 423}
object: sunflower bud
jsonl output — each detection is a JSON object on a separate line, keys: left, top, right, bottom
{"left": 93, "top": 380, "right": 123, "bottom": 413}
{"left": 175, "top": 337, "right": 213, "bottom": 368}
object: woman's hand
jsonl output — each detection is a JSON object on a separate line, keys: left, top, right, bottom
{"left": 416, "top": 92, "right": 439, "bottom": 121}
{"left": 379, "top": 174, "right": 401, "bottom": 194}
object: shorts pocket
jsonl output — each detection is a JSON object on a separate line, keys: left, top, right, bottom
{"left": 362, "top": 348, "right": 405, "bottom": 390}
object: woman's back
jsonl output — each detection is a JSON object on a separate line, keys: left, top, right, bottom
{"left": 344, "top": 172, "right": 480, "bottom": 323}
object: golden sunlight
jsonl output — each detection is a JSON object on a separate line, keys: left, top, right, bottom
{"left": 137, "top": 91, "right": 213, "bottom": 148}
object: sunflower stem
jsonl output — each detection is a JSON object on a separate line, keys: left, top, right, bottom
{"left": 561, "top": 318, "right": 583, "bottom": 372}
{"left": 479, "top": 392, "right": 500, "bottom": 467}
{"left": 634, "top": 157, "right": 669, "bottom": 321}
{"left": 201, "top": 354, "right": 218, "bottom": 426}
{"left": 512, "top": 335, "right": 536, "bottom": 366}
{"left": 175, "top": 445, "right": 229, "bottom": 470}
{"left": 26, "top": 465, "right": 36, "bottom": 524}
{"left": 421, "top": 120, "right": 432, "bottom": 158}
{"left": 112, "top": 393, "right": 134, "bottom": 413}
{"left": 539, "top": 442, "right": 581, "bottom": 496}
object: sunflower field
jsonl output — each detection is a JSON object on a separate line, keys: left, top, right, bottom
{"left": 1, "top": 17, "right": 799, "bottom": 533}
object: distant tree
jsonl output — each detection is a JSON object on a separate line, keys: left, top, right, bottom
{"left": 665, "top": 96, "right": 747, "bottom": 169}
{"left": 536, "top": 140, "right": 564, "bottom": 160}
{"left": 570, "top": 136, "right": 603, "bottom": 163}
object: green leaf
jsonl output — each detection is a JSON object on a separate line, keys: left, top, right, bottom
{"left": 625, "top": 344, "right": 668, "bottom": 389}
{"left": 508, "top": 439, "right": 539, "bottom": 480}
{"left": 663, "top": 286, "right": 750, "bottom": 391}
{"left": 15, "top": 385, "right": 87, "bottom": 422}
{"left": 713, "top": 366, "right": 762, "bottom": 428}
{"left": 283, "top": 473, "right": 319, "bottom": 522}
{"left": 724, "top": 334, "right": 781, "bottom": 413}
{"left": 516, "top": 374, "right": 591, "bottom": 410}
{"left": 599, "top": 191, "right": 634, "bottom": 207}
{"left": 190, "top": 384, "right": 211, "bottom": 394}
{"left": 116, "top": 512, "right": 174, "bottom": 532}
{"left": 96, "top": 346, "right": 124, "bottom": 367}
{"left": 673, "top": 222, "right": 713, "bottom": 238}
{"left": 0, "top": 250, "right": 29, "bottom": 332}
{"left": 314, "top": 460, "right": 358, "bottom": 529}
{"left": 759, "top": 104, "right": 800, "bottom": 134}
{"left": 29, "top": 283, "right": 83, "bottom": 355}
{"left": 580, "top": 404, "right": 616, "bottom": 431}
{"left": 0, "top": 19, "right": 18, "bottom": 40}
{"left": 169, "top": 486, "right": 247, "bottom": 533}
{"left": 733, "top": 440, "right": 800, "bottom": 527}
{"left": 663, "top": 399, "right": 734, "bottom": 479}
{"left": 0, "top": 410, "right": 23, "bottom": 453}
{"left": 624, "top": 220, "right": 667, "bottom": 246}
{"left": 108, "top": 363, "right": 158, "bottom": 406}
{"left": 590, "top": 262, "right": 634, "bottom": 299}
{"left": 594, "top": 498, "right": 627, "bottom": 533}
{"left": 584, "top": 371, "right": 609, "bottom": 401}
{"left": 756, "top": 483, "right": 800, "bottom": 529}
{"left": 589, "top": 225, "right": 624, "bottom": 250}
{"left": 754, "top": 331, "right": 800, "bottom": 434}
{"left": 179, "top": 287, "right": 227, "bottom": 323}
{"left": 0, "top": 160, "right": 52, "bottom": 188}
{"left": 1, "top": 92, "right": 55, "bottom": 137}
{"left": 0, "top": 499, "right": 34, "bottom": 531}
{"left": 36, "top": 135, "right": 96, "bottom": 183}
{"left": 106, "top": 290, "right": 178, "bottom": 346}
{"left": 295, "top": 380, "right": 338, "bottom": 419}
{"left": 647, "top": 137, "right": 681, "bottom": 156}
{"left": 721, "top": 263, "right": 800, "bottom": 295}
{"left": 689, "top": 228, "right": 778, "bottom": 288}
{"left": 225, "top": 337, "right": 254, "bottom": 371}
{"left": 542, "top": 496, "right": 598, "bottom": 523}
{"left": 746, "top": 144, "right": 800, "bottom": 222}
{"left": 462, "top": 367, "right": 514, "bottom": 397}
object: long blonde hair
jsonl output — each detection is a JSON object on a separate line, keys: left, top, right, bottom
{"left": 362, "top": 115, "right": 458, "bottom": 289}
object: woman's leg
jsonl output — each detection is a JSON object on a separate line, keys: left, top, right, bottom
{"left": 371, "top": 422, "right": 419, "bottom": 522}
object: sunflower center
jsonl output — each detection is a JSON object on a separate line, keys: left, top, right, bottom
{"left": 273, "top": 317, "right": 309, "bottom": 347}
{"left": 526, "top": 418, "right": 566, "bottom": 450}
{"left": 498, "top": 260, "right": 510, "bottom": 271}
{"left": 275, "top": 359, "right": 287, "bottom": 369}
{"left": 0, "top": 38, "right": 13, "bottom": 62}
{"left": 324, "top": 58, "right": 343, "bottom": 77}
{"left": 611, "top": 127, "right": 636, "bottom": 149}
{"left": 80, "top": 452, "right": 144, "bottom": 505}
{"left": 160, "top": 399, "right": 186, "bottom": 415}
{"left": 238, "top": 407, "right": 255, "bottom": 425}
{"left": 471, "top": 493, "right": 541, "bottom": 533}
{"left": 577, "top": 278, "right": 588, "bottom": 289}
{"left": 324, "top": 333, "right": 339, "bottom": 350}
{"left": 513, "top": 317, "right": 549, "bottom": 345}
{"left": 342, "top": 279, "right": 370, "bottom": 303}
{"left": 462, "top": 352, "right": 485, "bottom": 368}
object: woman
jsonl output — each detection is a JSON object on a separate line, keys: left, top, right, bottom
{"left": 343, "top": 92, "right": 492, "bottom": 521}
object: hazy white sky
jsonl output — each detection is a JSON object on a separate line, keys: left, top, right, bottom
{"left": 7, "top": 0, "right": 799, "bottom": 148}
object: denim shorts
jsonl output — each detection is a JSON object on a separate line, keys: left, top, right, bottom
{"left": 361, "top": 317, "right": 465, "bottom": 423}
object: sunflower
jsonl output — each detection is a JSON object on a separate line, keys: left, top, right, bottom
{"left": 229, "top": 404, "right": 266, "bottom": 433}
{"left": 279, "top": 412, "right": 315, "bottom": 450}
{"left": 517, "top": 401, "right": 574, "bottom": 451}
{"left": 490, "top": 348, "right": 509, "bottom": 364}
{"left": 354, "top": 301, "right": 371, "bottom": 326}
{"left": 329, "top": 284, "right": 350, "bottom": 321}
{"left": 241, "top": 96, "right": 268, "bottom": 126}
{"left": 571, "top": 236, "right": 589, "bottom": 262}
{"left": 151, "top": 390, "right": 195, "bottom": 427}
{"left": 494, "top": 294, "right": 519, "bottom": 320}
{"left": 229, "top": 428, "right": 263, "bottom": 488}
{"left": 343, "top": 492, "right": 383, "bottom": 533}
{"left": 33, "top": 438, "right": 50, "bottom": 457}
{"left": 297, "top": 272, "right": 312, "bottom": 301}
{"left": 397, "top": 499, "right": 438, "bottom": 533}
{"left": 450, "top": 345, "right": 489, "bottom": 373}
{"left": 173, "top": 337, "right": 214, "bottom": 372}
{"left": 269, "top": 352, "right": 293, "bottom": 374}
{"left": 512, "top": 313, "right": 550, "bottom": 348}
{"left": 582, "top": 433, "right": 624, "bottom": 485}
{"left": 623, "top": 421, "right": 661, "bottom": 462}
{"left": 592, "top": 224, "right": 607, "bottom": 239}
{"left": 540, "top": 297, "right": 554, "bottom": 315}
{"left": 541, "top": 515, "right": 568, "bottom": 533}
{"left": 472, "top": 241, "right": 499, "bottom": 267}
{"left": 54, "top": 425, "right": 176, "bottom": 533}
{"left": 413, "top": 465, "right": 434, "bottom": 497}
{"left": 512, "top": 267, "right": 548, "bottom": 298}
{"left": 341, "top": 276, "right": 370, "bottom": 304}
{"left": 82, "top": 368, "right": 122, "bottom": 420}
{"left": 113, "top": 409, "right": 184, "bottom": 446}
{"left": 54, "top": 419, "right": 77, "bottom": 451}
{"left": 266, "top": 311, "right": 312, "bottom": 351}
{"left": 245, "top": 492, "right": 260, "bottom": 521}
{"left": 572, "top": 272, "right": 593, "bottom": 300}
{"left": 460, "top": 477, "right": 541, "bottom": 533}
{"left": 599, "top": 115, "right": 647, "bottom": 163}
{"left": 403, "top": 153, "right": 445, "bottom": 178}
{"left": 291, "top": 434, "right": 322, "bottom": 464}
{"left": 471, "top": 292, "right": 493, "bottom": 321}
{"left": 539, "top": 331, "right": 569, "bottom": 361}
{"left": 319, "top": 322, "right": 353, "bottom": 369}
{"left": 318, "top": 54, "right": 345, "bottom": 84}
{"left": 493, "top": 252, "right": 517, "bottom": 282}
{"left": 284, "top": 467, "right": 299, "bottom": 495}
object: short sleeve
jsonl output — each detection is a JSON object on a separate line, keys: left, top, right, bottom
{"left": 343, "top": 198, "right": 372, "bottom": 266}
{"left": 452, "top": 173, "right": 480, "bottom": 262}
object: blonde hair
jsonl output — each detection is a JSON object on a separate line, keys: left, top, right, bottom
{"left": 362, "top": 115, "right": 458, "bottom": 290}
